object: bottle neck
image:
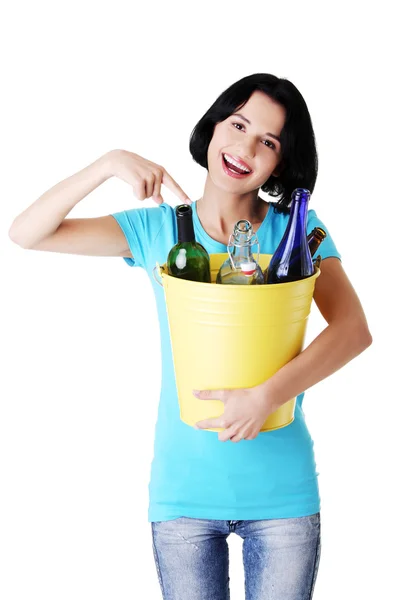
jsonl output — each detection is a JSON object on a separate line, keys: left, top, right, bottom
{"left": 287, "top": 197, "right": 309, "bottom": 241}
{"left": 177, "top": 209, "right": 195, "bottom": 243}
{"left": 230, "top": 234, "right": 255, "bottom": 264}
{"left": 229, "top": 220, "right": 256, "bottom": 264}
{"left": 314, "top": 228, "right": 326, "bottom": 243}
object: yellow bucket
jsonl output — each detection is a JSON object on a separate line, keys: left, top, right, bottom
{"left": 153, "top": 254, "right": 320, "bottom": 432}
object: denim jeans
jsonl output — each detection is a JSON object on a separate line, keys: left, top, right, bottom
{"left": 151, "top": 513, "right": 321, "bottom": 600}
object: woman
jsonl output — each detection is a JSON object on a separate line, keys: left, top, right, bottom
{"left": 9, "top": 73, "right": 372, "bottom": 599}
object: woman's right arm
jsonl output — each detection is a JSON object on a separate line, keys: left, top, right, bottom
{"left": 8, "top": 149, "right": 191, "bottom": 257}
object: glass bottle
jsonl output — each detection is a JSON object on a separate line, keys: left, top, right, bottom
{"left": 264, "top": 188, "right": 314, "bottom": 284}
{"left": 167, "top": 204, "right": 211, "bottom": 283}
{"left": 216, "top": 219, "right": 264, "bottom": 285}
{"left": 313, "top": 254, "right": 322, "bottom": 270}
{"left": 307, "top": 226, "right": 326, "bottom": 257}
{"left": 279, "top": 225, "right": 327, "bottom": 268}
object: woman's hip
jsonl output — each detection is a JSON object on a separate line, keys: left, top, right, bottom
{"left": 151, "top": 514, "right": 321, "bottom": 600}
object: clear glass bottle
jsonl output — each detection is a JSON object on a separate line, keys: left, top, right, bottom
{"left": 167, "top": 204, "right": 211, "bottom": 283}
{"left": 216, "top": 219, "right": 264, "bottom": 285}
{"left": 264, "top": 188, "right": 314, "bottom": 284}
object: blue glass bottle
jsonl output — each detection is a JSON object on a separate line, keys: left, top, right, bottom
{"left": 265, "top": 188, "right": 314, "bottom": 284}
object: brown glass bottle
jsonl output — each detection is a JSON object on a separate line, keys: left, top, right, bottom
{"left": 307, "top": 227, "right": 326, "bottom": 257}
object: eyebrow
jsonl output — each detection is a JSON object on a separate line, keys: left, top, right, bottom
{"left": 232, "top": 113, "right": 281, "bottom": 143}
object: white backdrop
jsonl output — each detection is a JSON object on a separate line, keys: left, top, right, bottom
{"left": 1, "top": 1, "right": 398, "bottom": 599}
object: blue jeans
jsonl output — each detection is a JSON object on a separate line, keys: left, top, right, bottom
{"left": 151, "top": 514, "right": 321, "bottom": 600}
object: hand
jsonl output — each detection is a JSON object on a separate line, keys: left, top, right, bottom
{"left": 107, "top": 149, "right": 192, "bottom": 206}
{"left": 192, "top": 383, "right": 279, "bottom": 442}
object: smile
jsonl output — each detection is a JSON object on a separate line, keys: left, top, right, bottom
{"left": 221, "top": 154, "right": 252, "bottom": 179}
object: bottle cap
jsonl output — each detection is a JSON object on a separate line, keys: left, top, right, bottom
{"left": 240, "top": 261, "right": 256, "bottom": 276}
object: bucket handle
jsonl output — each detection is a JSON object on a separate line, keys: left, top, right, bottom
{"left": 227, "top": 233, "right": 260, "bottom": 271}
{"left": 152, "top": 262, "right": 164, "bottom": 287}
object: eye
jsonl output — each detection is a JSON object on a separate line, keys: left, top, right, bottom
{"left": 263, "top": 139, "right": 276, "bottom": 150}
{"left": 231, "top": 122, "right": 276, "bottom": 150}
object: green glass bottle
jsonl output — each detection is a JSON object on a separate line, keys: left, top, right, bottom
{"left": 167, "top": 204, "right": 211, "bottom": 283}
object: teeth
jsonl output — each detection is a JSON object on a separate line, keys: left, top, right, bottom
{"left": 223, "top": 153, "right": 251, "bottom": 173}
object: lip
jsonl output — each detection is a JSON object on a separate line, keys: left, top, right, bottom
{"left": 221, "top": 154, "right": 252, "bottom": 179}
{"left": 223, "top": 153, "right": 253, "bottom": 173}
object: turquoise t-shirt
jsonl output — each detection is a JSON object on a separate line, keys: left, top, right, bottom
{"left": 111, "top": 199, "right": 341, "bottom": 522}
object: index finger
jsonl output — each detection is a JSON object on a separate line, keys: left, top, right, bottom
{"left": 161, "top": 168, "right": 192, "bottom": 204}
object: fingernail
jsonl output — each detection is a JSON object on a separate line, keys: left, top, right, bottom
{"left": 193, "top": 390, "right": 200, "bottom": 396}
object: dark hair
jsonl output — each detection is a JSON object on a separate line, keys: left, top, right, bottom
{"left": 189, "top": 73, "right": 318, "bottom": 212}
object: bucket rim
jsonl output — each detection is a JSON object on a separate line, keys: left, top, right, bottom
{"left": 157, "top": 252, "right": 321, "bottom": 288}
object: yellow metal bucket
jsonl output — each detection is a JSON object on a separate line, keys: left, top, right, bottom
{"left": 153, "top": 253, "right": 320, "bottom": 432}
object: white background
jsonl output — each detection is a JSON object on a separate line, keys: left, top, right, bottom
{"left": 1, "top": 1, "right": 398, "bottom": 599}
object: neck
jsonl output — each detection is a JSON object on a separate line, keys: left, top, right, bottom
{"left": 195, "top": 175, "right": 268, "bottom": 241}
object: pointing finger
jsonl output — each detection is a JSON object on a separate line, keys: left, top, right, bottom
{"left": 162, "top": 169, "right": 192, "bottom": 204}
{"left": 152, "top": 194, "right": 164, "bottom": 205}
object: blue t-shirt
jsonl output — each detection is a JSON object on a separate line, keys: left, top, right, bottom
{"left": 111, "top": 199, "right": 341, "bottom": 522}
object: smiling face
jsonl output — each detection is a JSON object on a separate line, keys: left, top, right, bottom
{"left": 206, "top": 90, "right": 286, "bottom": 194}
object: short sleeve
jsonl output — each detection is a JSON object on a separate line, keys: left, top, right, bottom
{"left": 110, "top": 204, "right": 170, "bottom": 269}
{"left": 307, "top": 209, "right": 341, "bottom": 261}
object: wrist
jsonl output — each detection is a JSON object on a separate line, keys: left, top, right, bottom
{"left": 97, "top": 150, "right": 119, "bottom": 180}
{"left": 260, "top": 376, "right": 286, "bottom": 411}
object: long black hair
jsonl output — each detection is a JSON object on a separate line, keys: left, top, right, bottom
{"left": 189, "top": 73, "right": 318, "bottom": 212}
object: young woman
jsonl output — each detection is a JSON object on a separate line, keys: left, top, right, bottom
{"left": 9, "top": 73, "right": 372, "bottom": 600}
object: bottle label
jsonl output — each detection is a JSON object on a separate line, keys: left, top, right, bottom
{"left": 176, "top": 248, "right": 187, "bottom": 269}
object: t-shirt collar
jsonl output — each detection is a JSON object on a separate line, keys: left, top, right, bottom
{"left": 191, "top": 199, "right": 271, "bottom": 251}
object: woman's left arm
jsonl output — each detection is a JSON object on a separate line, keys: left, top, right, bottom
{"left": 262, "top": 257, "right": 373, "bottom": 405}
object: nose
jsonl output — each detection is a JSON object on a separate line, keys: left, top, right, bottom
{"left": 238, "top": 140, "right": 257, "bottom": 160}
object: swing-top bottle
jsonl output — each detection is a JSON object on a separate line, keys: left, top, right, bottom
{"left": 216, "top": 219, "right": 264, "bottom": 285}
